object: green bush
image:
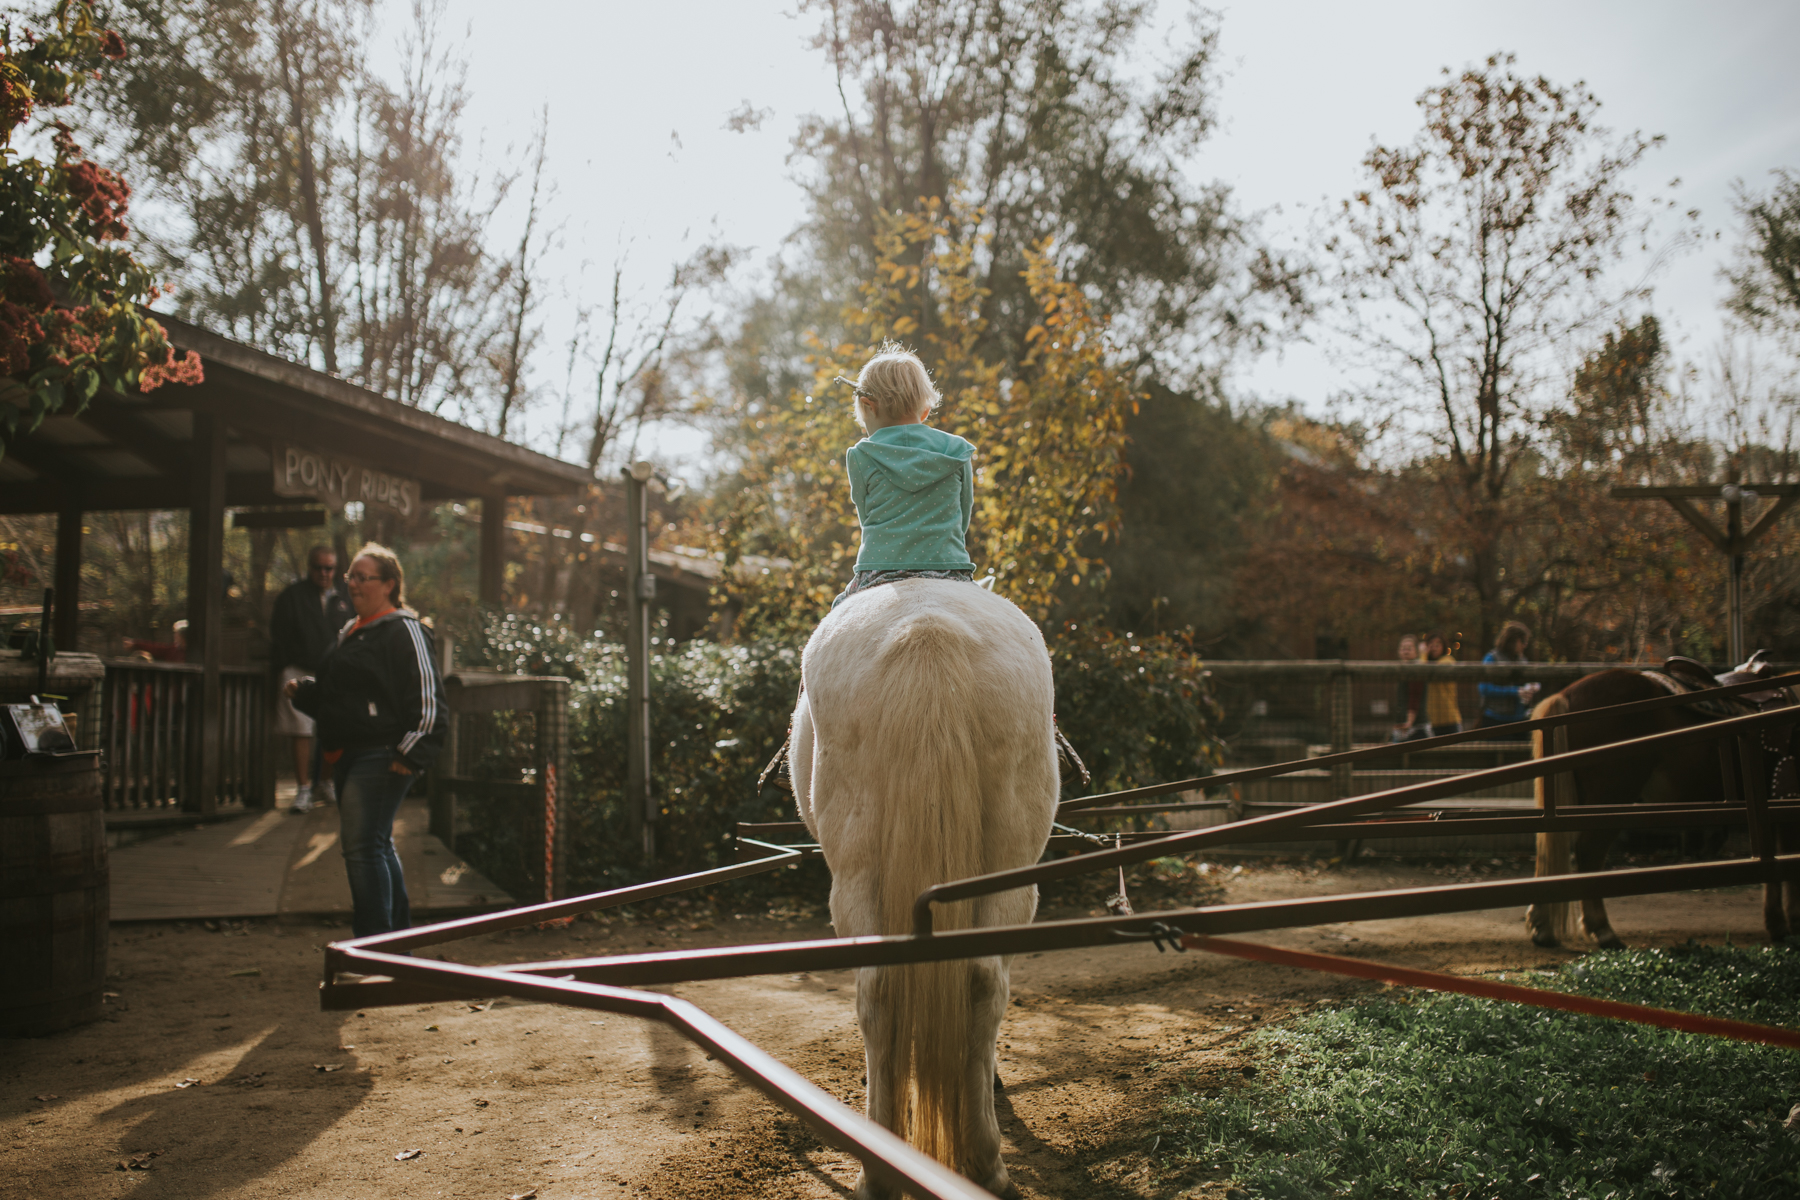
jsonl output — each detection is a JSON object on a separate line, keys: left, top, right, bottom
{"left": 452, "top": 612, "right": 1218, "bottom": 898}
{"left": 1161, "top": 943, "right": 1800, "bottom": 1200}
{"left": 457, "top": 612, "right": 802, "bottom": 896}
{"left": 1049, "top": 624, "right": 1222, "bottom": 796}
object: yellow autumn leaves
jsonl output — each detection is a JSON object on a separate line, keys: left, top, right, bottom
{"left": 718, "top": 195, "right": 1139, "bottom": 630}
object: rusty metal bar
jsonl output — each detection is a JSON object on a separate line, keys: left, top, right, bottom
{"left": 1056, "top": 670, "right": 1800, "bottom": 815}
{"left": 336, "top": 846, "right": 804, "bottom": 956}
{"left": 914, "top": 704, "right": 1799, "bottom": 934}
{"left": 327, "top": 950, "right": 997, "bottom": 1200}
{"left": 325, "top": 855, "right": 1800, "bottom": 1008}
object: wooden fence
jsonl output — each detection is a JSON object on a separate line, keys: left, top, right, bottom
{"left": 98, "top": 660, "right": 270, "bottom": 816}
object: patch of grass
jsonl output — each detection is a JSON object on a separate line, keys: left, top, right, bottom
{"left": 1161, "top": 944, "right": 1800, "bottom": 1199}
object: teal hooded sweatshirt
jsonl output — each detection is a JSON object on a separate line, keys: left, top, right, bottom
{"left": 846, "top": 424, "right": 977, "bottom": 572}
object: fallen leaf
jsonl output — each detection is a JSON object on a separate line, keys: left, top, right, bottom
{"left": 33, "top": 1095, "right": 57, "bottom": 1102}
{"left": 441, "top": 1058, "right": 454, "bottom": 1064}
{"left": 339, "top": 1044, "right": 356, "bottom": 1050}
{"left": 228, "top": 968, "right": 261, "bottom": 977}
{"left": 120, "top": 1150, "right": 163, "bottom": 1171}
{"left": 394, "top": 1148, "right": 424, "bottom": 1161}
{"left": 424, "top": 1024, "right": 439, "bottom": 1031}
{"left": 474, "top": 1098, "right": 489, "bottom": 1108}
{"left": 175, "top": 1078, "right": 201, "bottom": 1089}
{"left": 467, "top": 1001, "right": 493, "bottom": 1012}
{"left": 312, "top": 1064, "right": 344, "bottom": 1073}
{"left": 508, "top": 1191, "right": 539, "bottom": 1200}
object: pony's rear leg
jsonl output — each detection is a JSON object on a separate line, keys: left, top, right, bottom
{"left": 1768, "top": 823, "right": 1797, "bottom": 944}
{"left": 1575, "top": 831, "right": 1625, "bottom": 949}
{"left": 957, "top": 958, "right": 1016, "bottom": 1198}
{"left": 1526, "top": 830, "right": 1570, "bottom": 947}
{"left": 854, "top": 966, "right": 903, "bottom": 1200}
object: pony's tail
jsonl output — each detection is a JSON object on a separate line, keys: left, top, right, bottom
{"left": 868, "top": 615, "right": 987, "bottom": 1170}
{"left": 1532, "top": 691, "right": 1580, "bottom": 944}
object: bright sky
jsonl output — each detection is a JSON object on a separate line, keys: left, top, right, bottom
{"left": 429, "top": 1, "right": 1800, "bottom": 468}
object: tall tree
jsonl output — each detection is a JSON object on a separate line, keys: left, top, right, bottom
{"left": 780, "top": 0, "right": 1293, "bottom": 384}
{"left": 1725, "top": 167, "right": 1800, "bottom": 349}
{"left": 1325, "top": 53, "right": 1665, "bottom": 647}
{"left": 91, "top": 0, "right": 521, "bottom": 424}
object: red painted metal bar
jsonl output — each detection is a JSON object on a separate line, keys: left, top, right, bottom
{"left": 1055, "top": 669, "right": 1800, "bottom": 814}
{"left": 1185, "top": 936, "right": 1800, "bottom": 1050}
{"left": 913, "top": 703, "right": 1800, "bottom": 934}
{"left": 334, "top": 949, "right": 997, "bottom": 1200}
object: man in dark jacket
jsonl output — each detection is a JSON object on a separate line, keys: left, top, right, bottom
{"left": 270, "top": 546, "right": 352, "bottom": 813}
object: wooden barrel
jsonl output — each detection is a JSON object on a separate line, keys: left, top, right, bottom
{"left": 0, "top": 753, "right": 106, "bottom": 1037}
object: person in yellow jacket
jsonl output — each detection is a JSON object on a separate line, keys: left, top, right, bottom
{"left": 1423, "top": 631, "right": 1462, "bottom": 734}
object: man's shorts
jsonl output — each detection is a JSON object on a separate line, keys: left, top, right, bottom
{"left": 274, "top": 666, "right": 315, "bottom": 737}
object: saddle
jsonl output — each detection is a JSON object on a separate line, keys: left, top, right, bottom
{"left": 1656, "top": 651, "right": 1792, "bottom": 717}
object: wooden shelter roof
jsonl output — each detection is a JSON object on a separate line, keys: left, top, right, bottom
{"left": 0, "top": 312, "right": 591, "bottom": 514}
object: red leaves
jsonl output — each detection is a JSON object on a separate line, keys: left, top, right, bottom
{"left": 138, "top": 347, "right": 204, "bottom": 392}
{"left": 60, "top": 156, "right": 131, "bottom": 240}
{"left": 3, "top": 257, "right": 53, "bottom": 310}
{"left": 0, "top": 299, "right": 44, "bottom": 376}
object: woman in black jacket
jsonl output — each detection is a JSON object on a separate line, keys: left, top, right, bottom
{"left": 288, "top": 543, "right": 446, "bottom": 937}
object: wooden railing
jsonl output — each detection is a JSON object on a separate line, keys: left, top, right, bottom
{"left": 99, "top": 661, "right": 270, "bottom": 815}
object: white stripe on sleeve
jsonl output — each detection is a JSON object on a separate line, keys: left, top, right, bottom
{"left": 398, "top": 618, "right": 437, "bottom": 757}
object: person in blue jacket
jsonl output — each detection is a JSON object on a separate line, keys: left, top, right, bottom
{"left": 831, "top": 343, "right": 978, "bottom": 608}
{"left": 1477, "top": 620, "right": 1539, "bottom": 738}
{"left": 288, "top": 543, "right": 446, "bottom": 937}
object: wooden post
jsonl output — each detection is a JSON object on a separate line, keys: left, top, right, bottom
{"left": 624, "top": 462, "right": 656, "bottom": 864}
{"left": 429, "top": 637, "right": 458, "bottom": 847}
{"left": 1610, "top": 483, "right": 1800, "bottom": 666}
{"left": 185, "top": 414, "right": 227, "bottom": 815}
{"left": 1329, "top": 667, "right": 1354, "bottom": 800}
{"left": 53, "top": 496, "right": 82, "bottom": 653}
{"left": 479, "top": 495, "right": 505, "bottom": 607}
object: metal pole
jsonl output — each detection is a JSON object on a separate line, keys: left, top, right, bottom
{"left": 624, "top": 462, "right": 657, "bottom": 865}
{"left": 1724, "top": 484, "right": 1746, "bottom": 667}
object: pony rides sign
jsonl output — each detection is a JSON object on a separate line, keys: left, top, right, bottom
{"left": 789, "top": 578, "right": 1059, "bottom": 1199}
{"left": 272, "top": 441, "right": 421, "bottom": 518}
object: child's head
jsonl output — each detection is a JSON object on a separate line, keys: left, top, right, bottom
{"left": 849, "top": 343, "right": 940, "bottom": 432}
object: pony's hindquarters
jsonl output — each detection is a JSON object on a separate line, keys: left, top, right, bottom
{"left": 795, "top": 580, "right": 1058, "bottom": 1194}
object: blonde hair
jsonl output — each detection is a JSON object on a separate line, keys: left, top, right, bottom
{"left": 853, "top": 343, "right": 940, "bottom": 430}
{"left": 351, "top": 542, "right": 407, "bottom": 610}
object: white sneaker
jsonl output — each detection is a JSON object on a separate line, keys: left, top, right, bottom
{"left": 292, "top": 785, "right": 314, "bottom": 814}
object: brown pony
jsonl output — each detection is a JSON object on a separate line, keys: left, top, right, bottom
{"left": 1525, "top": 657, "right": 1800, "bottom": 948}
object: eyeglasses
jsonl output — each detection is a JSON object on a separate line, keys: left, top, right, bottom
{"left": 345, "top": 571, "right": 383, "bottom": 585}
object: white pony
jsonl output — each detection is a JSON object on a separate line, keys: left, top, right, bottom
{"left": 791, "top": 579, "right": 1059, "bottom": 1199}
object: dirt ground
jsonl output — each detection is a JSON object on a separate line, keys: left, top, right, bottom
{"left": 1, "top": 854, "right": 1776, "bottom": 1200}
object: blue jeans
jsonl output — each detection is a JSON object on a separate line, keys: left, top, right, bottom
{"left": 335, "top": 747, "right": 415, "bottom": 938}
